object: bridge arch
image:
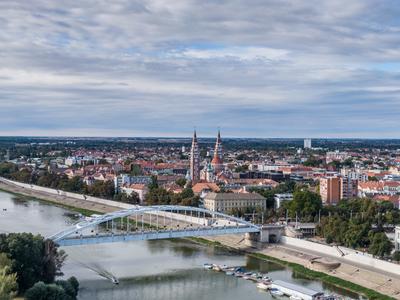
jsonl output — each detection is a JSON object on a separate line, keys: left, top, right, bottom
{"left": 49, "top": 205, "right": 260, "bottom": 246}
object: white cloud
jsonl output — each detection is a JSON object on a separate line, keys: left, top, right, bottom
{"left": 1, "top": 0, "right": 400, "bottom": 137}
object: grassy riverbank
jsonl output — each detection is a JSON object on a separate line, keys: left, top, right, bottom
{"left": 249, "top": 253, "right": 395, "bottom": 300}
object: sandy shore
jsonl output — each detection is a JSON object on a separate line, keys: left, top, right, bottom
{"left": 1, "top": 181, "right": 399, "bottom": 299}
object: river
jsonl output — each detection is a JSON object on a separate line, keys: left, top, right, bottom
{"left": 0, "top": 190, "right": 361, "bottom": 300}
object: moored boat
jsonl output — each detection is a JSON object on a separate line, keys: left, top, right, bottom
{"left": 270, "top": 288, "right": 284, "bottom": 296}
{"left": 256, "top": 281, "right": 271, "bottom": 291}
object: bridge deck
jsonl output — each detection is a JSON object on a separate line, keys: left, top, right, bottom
{"left": 57, "top": 226, "right": 260, "bottom": 246}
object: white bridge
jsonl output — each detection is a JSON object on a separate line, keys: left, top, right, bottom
{"left": 49, "top": 205, "right": 261, "bottom": 246}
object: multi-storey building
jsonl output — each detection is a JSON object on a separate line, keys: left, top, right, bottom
{"left": 340, "top": 168, "right": 368, "bottom": 182}
{"left": 189, "top": 130, "right": 200, "bottom": 183}
{"left": 203, "top": 192, "right": 266, "bottom": 213}
{"left": 395, "top": 226, "right": 400, "bottom": 251}
{"left": 320, "top": 176, "right": 341, "bottom": 205}
{"left": 304, "top": 138, "right": 312, "bottom": 149}
{"left": 340, "top": 177, "right": 358, "bottom": 199}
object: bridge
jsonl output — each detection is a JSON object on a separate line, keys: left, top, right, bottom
{"left": 49, "top": 205, "right": 261, "bottom": 246}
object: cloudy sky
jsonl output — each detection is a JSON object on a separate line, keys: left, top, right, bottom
{"left": 1, "top": 1, "right": 400, "bottom": 138}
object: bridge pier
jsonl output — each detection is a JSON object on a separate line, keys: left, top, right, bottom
{"left": 244, "top": 225, "right": 284, "bottom": 247}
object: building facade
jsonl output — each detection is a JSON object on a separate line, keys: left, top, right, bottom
{"left": 340, "top": 177, "right": 358, "bottom": 199}
{"left": 304, "top": 138, "right": 312, "bottom": 149}
{"left": 395, "top": 226, "right": 400, "bottom": 251}
{"left": 203, "top": 192, "right": 266, "bottom": 213}
{"left": 274, "top": 193, "right": 293, "bottom": 209}
{"left": 320, "top": 176, "right": 341, "bottom": 205}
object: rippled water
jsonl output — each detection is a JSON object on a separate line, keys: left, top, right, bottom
{"left": 0, "top": 190, "right": 360, "bottom": 300}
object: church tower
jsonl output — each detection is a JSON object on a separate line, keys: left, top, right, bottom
{"left": 211, "top": 130, "right": 223, "bottom": 173}
{"left": 189, "top": 130, "right": 200, "bottom": 183}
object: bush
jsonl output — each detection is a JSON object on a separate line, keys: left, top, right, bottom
{"left": 25, "top": 282, "right": 68, "bottom": 300}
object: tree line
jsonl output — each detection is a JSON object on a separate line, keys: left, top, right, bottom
{"left": 0, "top": 233, "right": 79, "bottom": 299}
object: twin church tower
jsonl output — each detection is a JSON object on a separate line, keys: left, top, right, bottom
{"left": 189, "top": 130, "right": 223, "bottom": 183}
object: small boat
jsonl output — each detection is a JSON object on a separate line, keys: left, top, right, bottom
{"left": 203, "top": 263, "right": 213, "bottom": 270}
{"left": 225, "top": 271, "right": 234, "bottom": 276}
{"left": 234, "top": 272, "right": 243, "bottom": 277}
{"left": 111, "top": 277, "right": 119, "bottom": 285}
{"left": 256, "top": 282, "right": 271, "bottom": 291}
{"left": 270, "top": 288, "right": 284, "bottom": 296}
{"left": 321, "top": 295, "right": 341, "bottom": 300}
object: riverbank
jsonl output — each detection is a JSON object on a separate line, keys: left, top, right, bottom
{"left": 0, "top": 181, "right": 398, "bottom": 299}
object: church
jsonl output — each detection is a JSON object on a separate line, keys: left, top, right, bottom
{"left": 188, "top": 130, "right": 231, "bottom": 184}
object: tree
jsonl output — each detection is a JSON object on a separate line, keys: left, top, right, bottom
{"left": 87, "top": 180, "right": 115, "bottom": 198}
{"left": 145, "top": 188, "right": 172, "bottom": 205}
{"left": 148, "top": 175, "right": 158, "bottom": 190}
{"left": 175, "top": 178, "right": 187, "bottom": 188}
{"left": 285, "top": 190, "right": 322, "bottom": 221}
{"left": 368, "top": 232, "right": 393, "bottom": 257}
{"left": 0, "top": 233, "right": 66, "bottom": 292}
{"left": 25, "top": 282, "right": 68, "bottom": 300}
{"left": 303, "top": 157, "right": 323, "bottom": 167}
{"left": 113, "top": 192, "right": 140, "bottom": 204}
{"left": 392, "top": 251, "right": 400, "bottom": 262}
{"left": 0, "top": 253, "right": 17, "bottom": 300}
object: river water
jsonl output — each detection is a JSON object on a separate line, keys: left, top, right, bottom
{"left": 0, "top": 190, "right": 361, "bottom": 300}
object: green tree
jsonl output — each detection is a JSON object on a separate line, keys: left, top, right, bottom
{"left": 392, "top": 251, "right": 400, "bottom": 262}
{"left": 286, "top": 190, "right": 322, "bottom": 221}
{"left": 113, "top": 192, "right": 140, "bottom": 204}
{"left": 25, "top": 282, "right": 68, "bottom": 300}
{"left": 175, "top": 178, "right": 187, "bottom": 188}
{"left": 368, "top": 232, "right": 393, "bottom": 257}
{"left": 148, "top": 175, "right": 159, "bottom": 190}
{"left": 0, "top": 253, "right": 17, "bottom": 300}
{"left": 145, "top": 188, "right": 171, "bottom": 205}
{"left": 0, "top": 233, "right": 66, "bottom": 292}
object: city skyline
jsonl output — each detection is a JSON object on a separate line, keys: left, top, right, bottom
{"left": 1, "top": 1, "right": 400, "bottom": 138}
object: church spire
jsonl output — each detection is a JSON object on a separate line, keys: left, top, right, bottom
{"left": 211, "top": 129, "right": 223, "bottom": 173}
{"left": 190, "top": 129, "right": 200, "bottom": 183}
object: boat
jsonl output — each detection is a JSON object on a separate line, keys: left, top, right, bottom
{"left": 203, "top": 263, "right": 213, "bottom": 270}
{"left": 256, "top": 281, "right": 271, "bottom": 291}
{"left": 270, "top": 288, "right": 284, "bottom": 296}
{"left": 234, "top": 272, "right": 243, "bottom": 277}
{"left": 321, "top": 295, "right": 342, "bottom": 300}
{"left": 111, "top": 277, "right": 119, "bottom": 285}
{"left": 225, "top": 271, "right": 234, "bottom": 276}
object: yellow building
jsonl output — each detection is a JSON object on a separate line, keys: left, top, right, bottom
{"left": 203, "top": 192, "right": 266, "bottom": 213}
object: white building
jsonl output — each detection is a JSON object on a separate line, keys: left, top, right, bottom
{"left": 395, "top": 226, "right": 400, "bottom": 251}
{"left": 340, "top": 168, "right": 368, "bottom": 182}
{"left": 304, "top": 138, "right": 312, "bottom": 149}
{"left": 274, "top": 193, "right": 293, "bottom": 209}
{"left": 121, "top": 184, "right": 148, "bottom": 204}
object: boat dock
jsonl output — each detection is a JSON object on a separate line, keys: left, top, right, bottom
{"left": 270, "top": 280, "right": 324, "bottom": 300}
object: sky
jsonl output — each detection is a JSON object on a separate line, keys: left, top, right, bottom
{"left": 1, "top": 1, "right": 400, "bottom": 138}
